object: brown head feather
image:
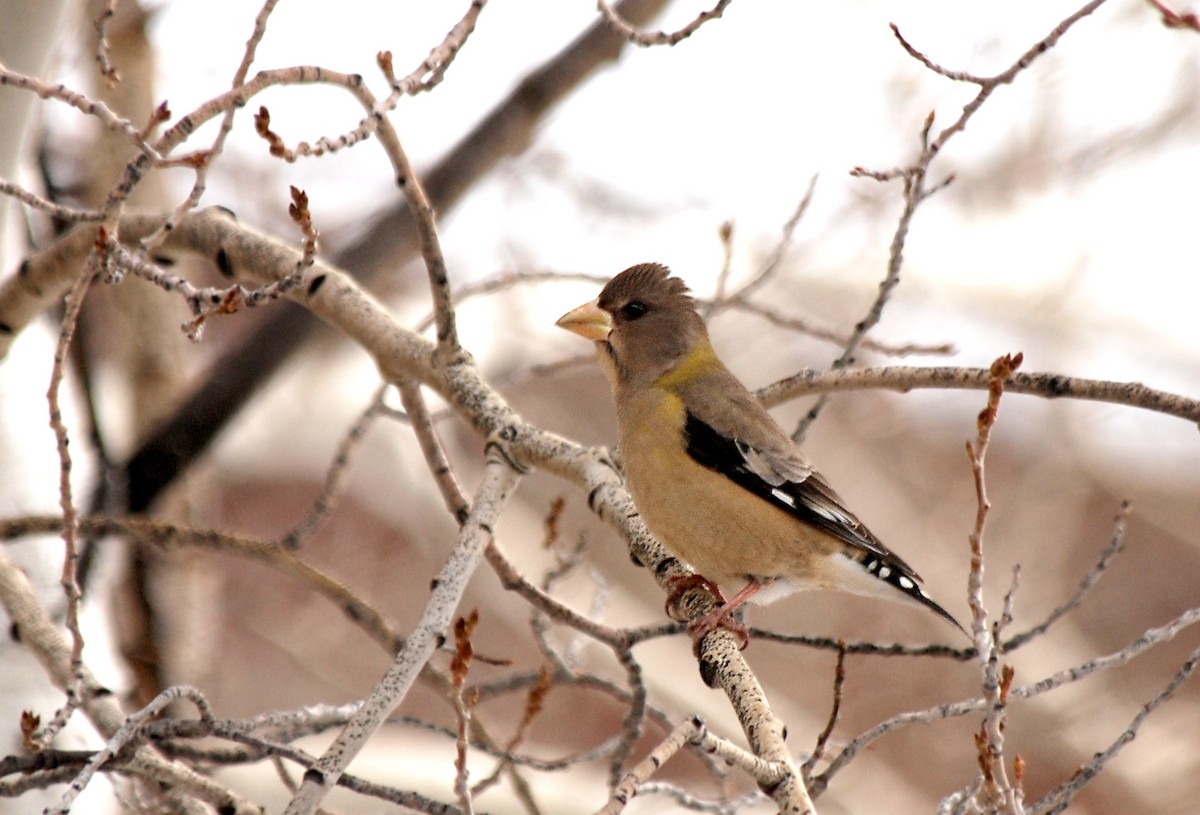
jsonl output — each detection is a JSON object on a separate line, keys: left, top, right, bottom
{"left": 595, "top": 264, "right": 707, "bottom": 388}
{"left": 598, "top": 263, "right": 694, "bottom": 314}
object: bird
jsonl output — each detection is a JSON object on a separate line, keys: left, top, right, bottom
{"left": 556, "top": 262, "right": 964, "bottom": 649}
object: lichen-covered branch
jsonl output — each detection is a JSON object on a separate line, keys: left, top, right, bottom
{"left": 0, "top": 545, "right": 264, "bottom": 814}
{"left": 283, "top": 447, "right": 522, "bottom": 815}
{"left": 759, "top": 364, "right": 1200, "bottom": 426}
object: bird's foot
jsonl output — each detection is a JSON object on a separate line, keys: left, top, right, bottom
{"left": 686, "top": 606, "right": 750, "bottom": 653}
{"left": 664, "top": 573, "right": 725, "bottom": 620}
{"left": 665, "top": 574, "right": 751, "bottom": 653}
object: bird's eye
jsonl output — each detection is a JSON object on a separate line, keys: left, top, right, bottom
{"left": 619, "top": 301, "right": 648, "bottom": 321}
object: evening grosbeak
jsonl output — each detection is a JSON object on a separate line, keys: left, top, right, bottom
{"left": 556, "top": 263, "right": 963, "bottom": 647}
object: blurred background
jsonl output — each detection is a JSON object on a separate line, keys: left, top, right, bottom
{"left": 2, "top": 0, "right": 1199, "bottom": 812}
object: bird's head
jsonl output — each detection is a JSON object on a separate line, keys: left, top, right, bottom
{"left": 557, "top": 263, "right": 708, "bottom": 389}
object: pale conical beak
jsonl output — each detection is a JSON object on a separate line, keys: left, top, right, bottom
{"left": 555, "top": 299, "right": 612, "bottom": 341}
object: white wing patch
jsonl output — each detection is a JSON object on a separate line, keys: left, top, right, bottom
{"left": 806, "top": 499, "right": 854, "bottom": 526}
{"left": 736, "top": 439, "right": 783, "bottom": 486}
{"left": 770, "top": 487, "right": 797, "bottom": 508}
{"left": 821, "top": 551, "right": 933, "bottom": 611}
{"left": 735, "top": 436, "right": 870, "bottom": 537}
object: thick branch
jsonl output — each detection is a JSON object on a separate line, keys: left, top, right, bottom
{"left": 284, "top": 450, "right": 521, "bottom": 815}
{"left": 121, "top": 0, "right": 673, "bottom": 514}
{"left": 758, "top": 365, "right": 1200, "bottom": 426}
{"left": 0, "top": 544, "right": 263, "bottom": 814}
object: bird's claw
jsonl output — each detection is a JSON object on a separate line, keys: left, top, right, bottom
{"left": 664, "top": 574, "right": 750, "bottom": 654}
{"left": 664, "top": 573, "right": 725, "bottom": 620}
{"left": 687, "top": 607, "right": 750, "bottom": 654}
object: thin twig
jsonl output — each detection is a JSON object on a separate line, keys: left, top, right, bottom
{"left": 596, "top": 0, "right": 732, "bottom": 46}
{"left": 714, "top": 177, "right": 818, "bottom": 308}
{"left": 48, "top": 686, "right": 214, "bottom": 815}
{"left": 398, "top": 378, "right": 470, "bottom": 522}
{"left": 138, "top": 0, "right": 282, "bottom": 254}
{"left": 1, "top": 513, "right": 402, "bottom": 652}
{"left": 0, "top": 545, "right": 264, "bottom": 812}
{"left": 470, "top": 668, "right": 553, "bottom": 796}
{"left": 381, "top": 1, "right": 489, "bottom": 98}
{"left": 965, "top": 352, "right": 1022, "bottom": 814}
{"left": 0, "top": 180, "right": 104, "bottom": 222}
{"left": 1003, "top": 502, "right": 1130, "bottom": 651}
{"left": 798, "top": 0, "right": 1109, "bottom": 441}
{"left": 487, "top": 538, "right": 629, "bottom": 649}
{"left": 703, "top": 219, "right": 736, "bottom": 318}
{"left": 598, "top": 716, "right": 786, "bottom": 814}
{"left": 814, "top": 604, "right": 1200, "bottom": 796}
{"left": 606, "top": 646, "right": 648, "bottom": 789}
{"left": 802, "top": 642, "right": 847, "bottom": 782}
{"left": 91, "top": 0, "right": 121, "bottom": 85}
{"left": 729, "top": 300, "right": 954, "bottom": 357}
{"left": 104, "top": 242, "right": 306, "bottom": 341}
{"left": 1030, "top": 642, "right": 1200, "bottom": 814}
{"left": 283, "top": 447, "right": 521, "bottom": 815}
{"left": 282, "top": 386, "right": 390, "bottom": 550}
{"left": 450, "top": 611, "right": 479, "bottom": 815}
{"left": 1145, "top": 0, "right": 1200, "bottom": 30}
{"left": 0, "top": 63, "right": 161, "bottom": 159}
{"left": 36, "top": 240, "right": 104, "bottom": 749}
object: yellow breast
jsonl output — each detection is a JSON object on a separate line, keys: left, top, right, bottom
{"left": 615, "top": 385, "right": 838, "bottom": 589}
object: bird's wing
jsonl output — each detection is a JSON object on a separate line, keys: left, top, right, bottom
{"left": 681, "top": 406, "right": 972, "bottom": 634}
{"left": 670, "top": 368, "right": 980, "bottom": 637}
{"left": 680, "top": 407, "right": 906, "bottom": 567}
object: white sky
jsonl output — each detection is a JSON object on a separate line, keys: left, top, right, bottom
{"left": 87, "top": 0, "right": 1198, "bottom": 480}
{"left": 3, "top": 7, "right": 1195, "bottom": 811}
{"left": 137, "top": 1, "right": 1200, "bottom": 333}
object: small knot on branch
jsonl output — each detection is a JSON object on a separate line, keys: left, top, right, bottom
{"left": 978, "top": 352, "right": 1023, "bottom": 436}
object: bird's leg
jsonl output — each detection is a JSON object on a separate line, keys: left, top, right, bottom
{"left": 686, "top": 578, "right": 761, "bottom": 651}
{"left": 665, "top": 575, "right": 761, "bottom": 652}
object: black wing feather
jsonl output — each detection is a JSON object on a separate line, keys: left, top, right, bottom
{"left": 683, "top": 411, "right": 966, "bottom": 634}
{"left": 682, "top": 411, "right": 891, "bottom": 560}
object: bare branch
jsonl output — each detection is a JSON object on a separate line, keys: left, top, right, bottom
{"left": 282, "top": 386, "right": 391, "bottom": 550}
{"left": 2, "top": 5, "right": 1197, "bottom": 810}
{"left": 802, "top": 642, "right": 847, "bottom": 783}
{"left": 382, "top": 0, "right": 488, "bottom": 97}
{"left": 728, "top": 299, "right": 955, "bottom": 358}
{"left": 814, "top": 605, "right": 1200, "bottom": 794}
{"left": 284, "top": 447, "right": 522, "bottom": 815}
{"left": 36, "top": 240, "right": 103, "bottom": 749}
{"left": 140, "top": 0, "right": 284, "bottom": 251}
{"left": 892, "top": 0, "right": 1111, "bottom": 157}
{"left": 964, "top": 353, "right": 1023, "bottom": 813}
{"left": 0, "top": 514, "right": 402, "bottom": 653}
{"left": 1145, "top": 0, "right": 1200, "bottom": 30}
{"left": 798, "top": 1, "right": 1109, "bottom": 440}
{"left": 48, "top": 686, "right": 214, "bottom": 815}
{"left": 1029, "top": 643, "right": 1200, "bottom": 814}
{"left": 599, "top": 716, "right": 786, "bottom": 814}
{"left": 713, "top": 177, "right": 818, "bottom": 308}
{"left": 450, "top": 610, "right": 480, "bottom": 815}
{"left": 1003, "top": 502, "right": 1130, "bottom": 651}
{"left": 0, "top": 544, "right": 264, "bottom": 813}
{"left": 0, "top": 62, "right": 161, "bottom": 159}
{"left": 91, "top": 0, "right": 121, "bottom": 85}
{"left": 0, "top": 179, "right": 104, "bottom": 222}
{"left": 758, "top": 364, "right": 1200, "bottom": 426}
{"left": 596, "top": 0, "right": 733, "bottom": 46}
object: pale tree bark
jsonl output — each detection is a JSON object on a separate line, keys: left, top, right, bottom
{"left": 0, "top": 3, "right": 112, "bottom": 813}
{"left": 2, "top": 2, "right": 1199, "bottom": 813}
